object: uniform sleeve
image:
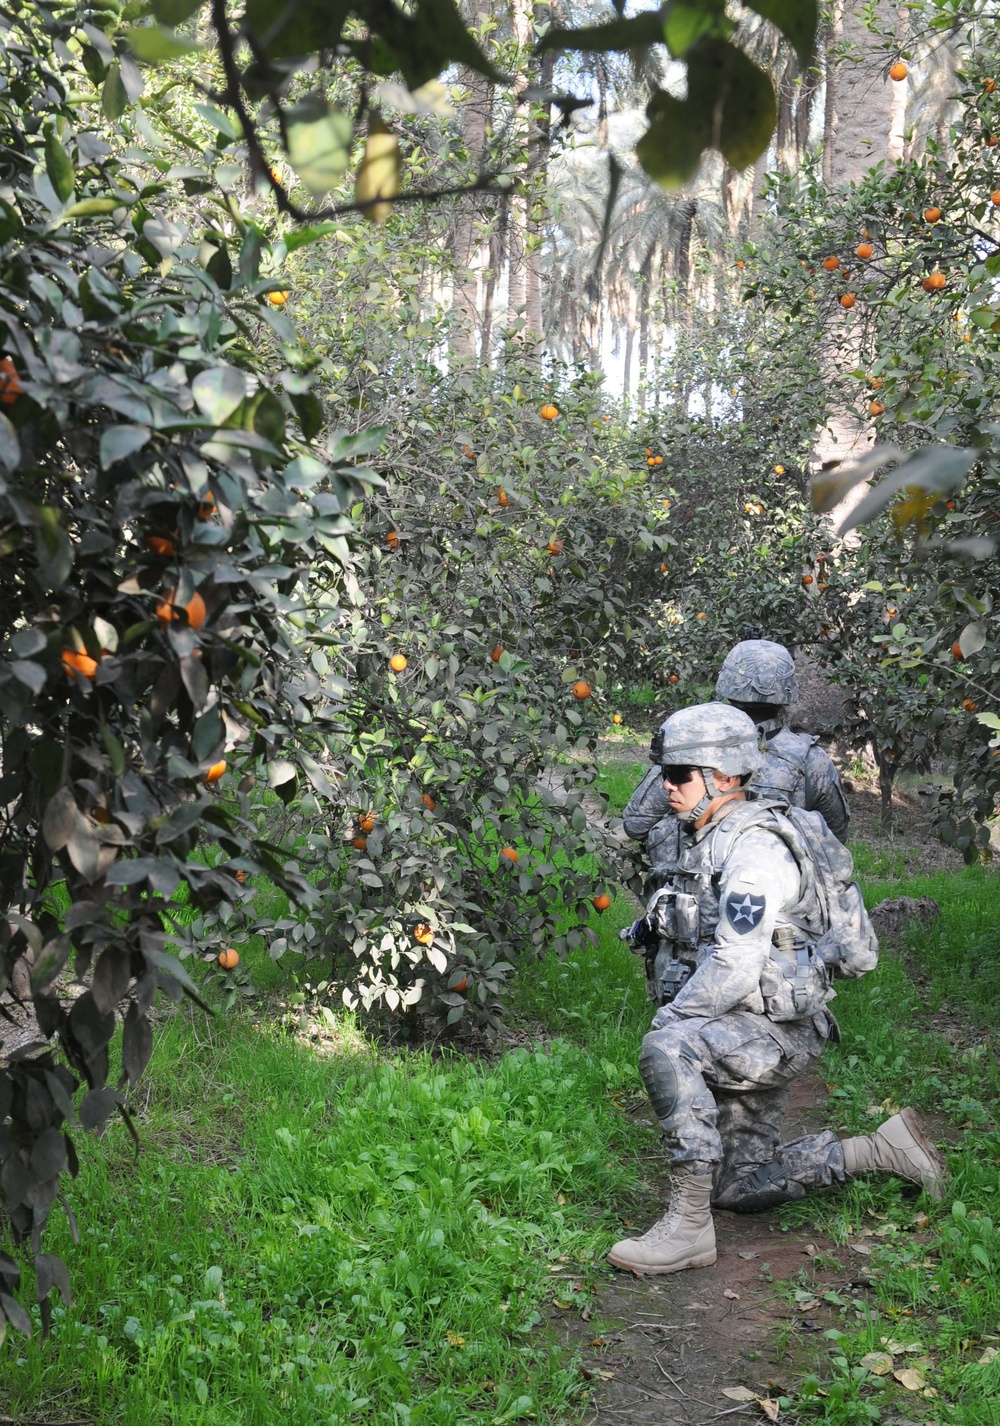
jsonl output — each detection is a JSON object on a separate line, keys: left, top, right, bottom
{"left": 667, "top": 831, "right": 801, "bottom": 1020}
{"left": 804, "top": 745, "right": 850, "bottom": 842}
{"left": 622, "top": 767, "right": 674, "bottom": 840}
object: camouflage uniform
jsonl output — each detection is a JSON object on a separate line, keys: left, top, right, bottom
{"left": 624, "top": 641, "right": 849, "bottom": 898}
{"left": 637, "top": 787, "right": 846, "bottom": 1212}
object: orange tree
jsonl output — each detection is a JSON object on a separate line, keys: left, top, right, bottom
{"left": 0, "top": 6, "right": 384, "bottom": 1332}
{"left": 736, "top": 25, "right": 1000, "bottom": 851}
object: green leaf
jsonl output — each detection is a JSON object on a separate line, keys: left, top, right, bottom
{"left": 744, "top": 0, "right": 817, "bottom": 66}
{"left": 34, "top": 508, "right": 73, "bottom": 592}
{"left": 44, "top": 126, "right": 74, "bottom": 204}
{"left": 191, "top": 367, "right": 248, "bottom": 425}
{"left": 152, "top": 0, "right": 205, "bottom": 21}
{"left": 0, "top": 412, "right": 20, "bottom": 472}
{"left": 959, "top": 620, "right": 987, "bottom": 657}
{"left": 123, "top": 25, "right": 204, "bottom": 62}
{"left": 970, "top": 307, "right": 996, "bottom": 328}
{"left": 536, "top": 10, "right": 665, "bottom": 55}
{"left": 838, "top": 446, "right": 976, "bottom": 537}
{"left": 810, "top": 445, "right": 905, "bottom": 514}
{"left": 636, "top": 88, "right": 710, "bottom": 190}
{"left": 285, "top": 94, "right": 352, "bottom": 196}
{"left": 245, "top": 0, "right": 354, "bottom": 61}
{"left": 102, "top": 60, "right": 129, "bottom": 121}
{"left": 63, "top": 197, "right": 123, "bottom": 219}
{"left": 99, "top": 424, "right": 150, "bottom": 469}
{"left": 664, "top": 0, "right": 726, "bottom": 58}
{"left": 688, "top": 37, "right": 776, "bottom": 171}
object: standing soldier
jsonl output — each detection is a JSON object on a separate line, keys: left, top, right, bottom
{"left": 625, "top": 641, "right": 849, "bottom": 903}
{"left": 608, "top": 704, "right": 948, "bottom": 1276}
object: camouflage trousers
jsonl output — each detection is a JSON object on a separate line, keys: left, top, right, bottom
{"left": 639, "top": 1010, "right": 847, "bottom": 1213}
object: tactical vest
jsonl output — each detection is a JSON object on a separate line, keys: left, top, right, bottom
{"left": 645, "top": 799, "right": 835, "bottom": 1020}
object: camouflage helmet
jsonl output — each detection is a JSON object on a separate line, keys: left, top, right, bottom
{"left": 657, "top": 703, "right": 764, "bottom": 779}
{"left": 715, "top": 639, "right": 799, "bottom": 706}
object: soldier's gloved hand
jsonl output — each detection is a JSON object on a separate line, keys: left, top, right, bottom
{"left": 648, "top": 728, "right": 664, "bottom": 765}
{"left": 645, "top": 886, "right": 674, "bottom": 939}
{"left": 625, "top": 917, "right": 656, "bottom": 949}
{"left": 651, "top": 1004, "right": 681, "bottom": 1031}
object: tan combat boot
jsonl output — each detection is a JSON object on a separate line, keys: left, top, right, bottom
{"left": 607, "top": 1168, "right": 717, "bottom": 1275}
{"left": 841, "top": 1107, "right": 950, "bottom": 1200}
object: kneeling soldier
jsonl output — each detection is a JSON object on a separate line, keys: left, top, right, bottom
{"left": 608, "top": 703, "right": 948, "bottom": 1276}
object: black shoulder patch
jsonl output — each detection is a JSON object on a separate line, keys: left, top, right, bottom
{"left": 725, "top": 892, "right": 766, "bottom": 934}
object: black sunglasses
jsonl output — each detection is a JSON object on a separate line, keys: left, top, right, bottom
{"left": 661, "top": 764, "right": 699, "bottom": 786}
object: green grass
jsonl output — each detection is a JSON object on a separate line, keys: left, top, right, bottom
{"left": 594, "top": 760, "right": 644, "bottom": 815}
{"left": 9, "top": 799, "right": 1000, "bottom": 1425}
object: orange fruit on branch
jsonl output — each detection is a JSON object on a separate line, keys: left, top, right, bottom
{"left": 413, "top": 923, "right": 434, "bottom": 945}
{"left": 571, "top": 679, "right": 592, "bottom": 700}
{"left": 196, "top": 492, "right": 216, "bottom": 520}
{"left": 985, "top": 77, "right": 997, "bottom": 93}
{"left": 545, "top": 539, "right": 563, "bottom": 555}
{"left": 497, "top": 489, "right": 509, "bottom": 506}
{"left": 839, "top": 293, "right": 856, "bottom": 309}
{"left": 855, "top": 243, "right": 874, "bottom": 260}
{"left": 500, "top": 846, "right": 519, "bottom": 863}
{"left": 359, "top": 812, "right": 375, "bottom": 833}
{"left": 868, "top": 400, "right": 885, "bottom": 416}
{"left": 145, "top": 535, "right": 175, "bottom": 557}
{"left": 351, "top": 835, "right": 368, "bottom": 850}
{"left": 490, "top": 646, "right": 504, "bottom": 662}
{"left": 421, "top": 792, "right": 436, "bottom": 811}
{"left": 952, "top": 641, "right": 963, "bottom": 660}
{"left": 156, "top": 588, "right": 207, "bottom": 629}
{"left": 218, "top": 948, "right": 240, "bottom": 970}
{"left": 612, "top": 713, "right": 622, "bottom": 724}
{"left": 991, "top": 190, "right": 1000, "bottom": 205}
{"left": 386, "top": 530, "right": 400, "bottom": 548}
{"left": 204, "top": 759, "right": 227, "bottom": 783}
{"left": 62, "top": 648, "right": 99, "bottom": 680}
{"left": 821, "top": 255, "right": 840, "bottom": 271}
{"left": 924, "top": 206, "right": 942, "bottom": 223}
{"left": 389, "top": 653, "right": 407, "bottom": 672}
{"left": 802, "top": 574, "right": 814, "bottom": 585}
{"left": 0, "top": 356, "right": 22, "bottom": 404}
{"left": 539, "top": 403, "right": 559, "bottom": 420}
{"left": 268, "top": 290, "right": 289, "bottom": 305}
{"left": 592, "top": 893, "right": 612, "bottom": 912}
{"left": 669, "top": 674, "right": 679, "bottom": 684}
{"left": 922, "top": 271, "right": 947, "bottom": 291}
{"left": 889, "top": 60, "right": 908, "bottom": 80}
{"left": 963, "top": 698, "right": 978, "bottom": 712}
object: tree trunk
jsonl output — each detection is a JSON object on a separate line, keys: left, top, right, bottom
{"left": 637, "top": 257, "right": 651, "bottom": 411}
{"left": 450, "top": 63, "right": 493, "bottom": 362}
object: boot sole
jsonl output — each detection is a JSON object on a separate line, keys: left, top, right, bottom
{"left": 898, "top": 1107, "right": 951, "bottom": 1200}
{"left": 606, "top": 1247, "right": 717, "bottom": 1275}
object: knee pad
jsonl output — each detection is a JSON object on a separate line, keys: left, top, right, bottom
{"left": 639, "top": 1039, "right": 681, "bottom": 1124}
{"left": 713, "top": 1161, "right": 808, "bottom": 1214}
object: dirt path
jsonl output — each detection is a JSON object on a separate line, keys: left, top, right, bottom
{"left": 556, "top": 1075, "right": 860, "bottom": 1425}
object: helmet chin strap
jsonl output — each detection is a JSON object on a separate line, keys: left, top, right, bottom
{"left": 676, "top": 768, "right": 726, "bottom": 825}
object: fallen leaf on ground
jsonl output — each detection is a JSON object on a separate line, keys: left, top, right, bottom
{"left": 849, "top": 1242, "right": 872, "bottom": 1255}
{"left": 979, "top": 1346, "right": 999, "bottom": 1365}
{"left": 722, "top": 1387, "right": 757, "bottom": 1403}
{"left": 797, "top": 1299, "right": 820, "bottom": 1312}
{"left": 860, "top": 1352, "right": 894, "bottom": 1375}
{"left": 912, "top": 1212, "right": 930, "bottom": 1229}
{"left": 881, "top": 1338, "right": 923, "bottom": 1355}
{"left": 724, "top": 1288, "right": 740, "bottom": 1300}
{"left": 894, "top": 1368, "right": 927, "bottom": 1391}
{"left": 738, "top": 1250, "right": 759, "bottom": 1259}
{"left": 803, "top": 1243, "right": 819, "bottom": 1256}
{"left": 757, "top": 1400, "right": 780, "bottom": 1421}
{"left": 590, "top": 1338, "right": 606, "bottom": 1348}
{"left": 446, "top": 1331, "right": 465, "bottom": 1347}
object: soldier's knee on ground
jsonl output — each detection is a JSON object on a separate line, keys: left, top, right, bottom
{"left": 713, "top": 1162, "right": 809, "bottom": 1213}
{"left": 639, "top": 1032, "right": 683, "bottom": 1123}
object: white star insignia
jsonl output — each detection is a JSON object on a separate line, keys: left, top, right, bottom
{"left": 730, "top": 894, "right": 759, "bottom": 925}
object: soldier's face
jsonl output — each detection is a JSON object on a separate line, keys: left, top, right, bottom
{"left": 662, "top": 765, "right": 707, "bottom": 816}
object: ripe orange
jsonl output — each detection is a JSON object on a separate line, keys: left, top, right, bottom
{"left": 500, "top": 846, "right": 518, "bottom": 863}
{"left": 991, "top": 190, "right": 1000, "bottom": 205}
{"left": 490, "top": 646, "right": 504, "bottom": 662}
{"left": 571, "top": 679, "right": 592, "bottom": 700}
{"left": 593, "top": 893, "right": 612, "bottom": 912}
{"left": 839, "top": 293, "right": 856, "bottom": 309}
{"left": 985, "top": 77, "right": 997, "bottom": 93}
{"left": 156, "top": 588, "right": 207, "bottom": 629}
{"left": 62, "top": 648, "right": 99, "bottom": 680}
{"left": 774, "top": 464, "right": 785, "bottom": 475}
{"left": 889, "top": 60, "right": 908, "bottom": 81}
{"left": 735, "top": 260, "right": 745, "bottom": 269}
{"left": 268, "top": 290, "right": 290, "bottom": 306}
{"left": 145, "top": 535, "right": 175, "bottom": 557}
{"left": 461, "top": 445, "right": 475, "bottom": 458}
{"left": 924, "top": 206, "right": 942, "bottom": 223}
{"left": 413, "top": 923, "right": 434, "bottom": 945}
{"left": 546, "top": 539, "right": 563, "bottom": 555}
{"left": 612, "top": 713, "right": 622, "bottom": 724}
{"left": 235, "top": 869, "right": 248, "bottom": 883}
{"left": 498, "top": 489, "right": 509, "bottom": 507}
{"left": 387, "top": 530, "right": 400, "bottom": 548}
{"left": 389, "top": 653, "right": 407, "bottom": 672}
{"left": 218, "top": 948, "right": 240, "bottom": 970}
{"left": 818, "top": 581, "right": 828, "bottom": 590}
{"left": 421, "top": 792, "right": 437, "bottom": 811}
{"left": 359, "top": 812, "right": 375, "bottom": 833}
{"left": 647, "top": 456, "right": 656, "bottom": 467}
{"left": 204, "top": 759, "right": 227, "bottom": 783}
{"left": 952, "top": 640, "right": 963, "bottom": 660}
{"left": 923, "top": 271, "right": 947, "bottom": 290}
{"left": 539, "top": 403, "right": 559, "bottom": 420}
{"left": 197, "top": 492, "right": 216, "bottom": 520}
{"left": 450, "top": 974, "right": 469, "bottom": 994}
{"left": 669, "top": 674, "right": 679, "bottom": 684}
{"left": 696, "top": 611, "right": 707, "bottom": 621}
{"left": 0, "top": 356, "right": 21, "bottom": 404}
{"left": 868, "top": 401, "right": 886, "bottom": 416}
{"left": 660, "top": 563, "right": 668, "bottom": 572}
{"left": 855, "top": 243, "right": 874, "bottom": 260}
{"left": 821, "top": 255, "right": 840, "bottom": 271}
{"left": 963, "top": 698, "right": 978, "bottom": 712}
{"left": 989, "top": 135, "right": 1000, "bottom": 147}
{"left": 869, "top": 376, "right": 883, "bottom": 388}
{"left": 351, "top": 835, "right": 368, "bottom": 850}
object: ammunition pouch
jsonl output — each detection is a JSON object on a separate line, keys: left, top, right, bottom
{"left": 650, "top": 944, "right": 696, "bottom": 1006}
{"left": 760, "top": 935, "right": 830, "bottom": 1021}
